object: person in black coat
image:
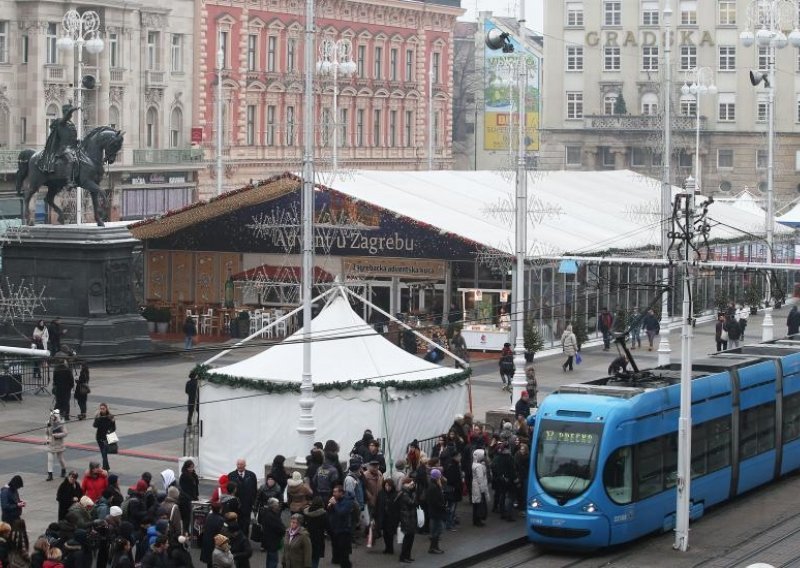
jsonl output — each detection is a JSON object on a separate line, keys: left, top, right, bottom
{"left": 491, "top": 444, "right": 517, "bottom": 521}
{"left": 442, "top": 454, "right": 463, "bottom": 531}
{"left": 256, "top": 499, "right": 284, "bottom": 568}
{"left": 788, "top": 306, "right": 800, "bottom": 336}
{"left": 185, "top": 372, "right": 199, "bottom": 426}
{"left": 178, "top": 460, "right": 199, "bottom": 536}
{"left": 374, "top": 480, "right": 399, "bottom": 555}
{"left": 302, "top": 497, "right": 327, "bottom": 566}
{"left": 396, "top": 479, "right": 417, "bottom": 564}
{"left": 228, "top": 460, "right": 257, "bottom": 538}
{"left": 56, "top": 472, "right": 83, "bottom": 520}
{"left": 52, "top": 362, "right": 74, "bottom": 420}
{"left": 514, "top": 391, "right": 531, "bottom": 419}
{"left": 326, "top": 487, "right": 354, "bottom": 568}
{"left": 199, "top": 502, "right": 225, "bottom": 568}
{"left": 224, "top": 520, "right": 251, "bottom": 568}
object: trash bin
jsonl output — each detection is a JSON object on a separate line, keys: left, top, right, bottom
{"left": 190, "top": 501, "right": 211, "bottom": 547}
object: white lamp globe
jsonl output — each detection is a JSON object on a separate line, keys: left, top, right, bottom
{"left": 689, "top": 83, "right": 698, "bottom": 95}
{"left": 698, "top": 84, "right": 708, "bottom": 95}
{"left": 342, "top": 60, "right": 357, "bottom": 75}
{"left": 756, "top": 27, "right": 773, "bottom": 47}
{"left": 773, "top": 31, "right": 788, "bottom": 49}
{"left": 57, "top": 36, "right": 75, "bottom": 51}
{"left": 85, "top": 36, "right": 104, "bottom": 55}
{"left": 790, "top": 28, "right": 800, "bottom": 48}
{"left": 740, "top": 29, "right": 755, "bottom": 47}
{"left": 707, "top": 84, "right": 718, "bottom": 96}
{"left": 681, "top": 83, "right": 690, "bottom": 95}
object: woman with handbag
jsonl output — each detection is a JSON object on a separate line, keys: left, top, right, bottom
{"left": 470, "top": 449, "right": 489, "bottom": 527}
{"left": 74, "top": 364, "right": 90, "bottom": 420}
{"left": 92, "top": 403, "right": 116, "bottom": 471}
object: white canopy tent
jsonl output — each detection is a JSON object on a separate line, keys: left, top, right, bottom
{"left": 778, "top": 200, "right": 800, "bottom": 228}
{"left": 197, "top": 292, "right": 468, "bottom": 478}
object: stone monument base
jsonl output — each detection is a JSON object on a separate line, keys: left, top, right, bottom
{"left": 0, "top": 223, "right": 151, "bottom": 359}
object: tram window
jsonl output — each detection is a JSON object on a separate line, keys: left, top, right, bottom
{"left": 706, "top": 417, "right": 731, "bottom": 472}
{"left": 782, "top": 393, "right": 800, "bottom": 443}
{"left": 664, "top": 433, "right": 678, "bottom": 489}
{"left": 691, "top": 422, "right": 708, "bottom": 478}
{"left": 603, "top": 446, "right": 633, "bottom": 504}
{"left": 757, "top": 404, "right": 776, "bottom": 454}
{"left": 740, "top": 402, "right": 776, "bottom": 459}
{"left": 637, "top": 438, "right": 664, "bottom": 499}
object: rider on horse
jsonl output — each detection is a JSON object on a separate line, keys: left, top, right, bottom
{"left": 40, "top": 103, "right": 80, "bottom": 189}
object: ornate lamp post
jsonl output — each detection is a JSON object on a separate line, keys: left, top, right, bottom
{"left": 57, "top": 9, "right": 104, "bottom": 225}
{"left": 658, "top": 3, "right": 673, "bottom": 367}
{"left": 681, "top": 68, "right": 717, "bottom": 193}
{"left": 316, "top": 38, "right": 356, "bottom": 174}
{"left": 740, "top": 0, "right": 800, "bottom": 339}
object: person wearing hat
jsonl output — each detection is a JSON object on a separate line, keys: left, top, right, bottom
{"left": 256, "top": 498, "right": 284, "bottom": 568}
{"left": 425, "top": 469, "right": 446, "bottom": 555}
{"left": 515, "top": 390, "right": 531, "bottom": 419}
{"left": 210, "top": 474, "right": 229, "bottom": 504}
{"left": 40, "top": 103, "right": 79, "bottom": 188}
{"left": 365, "top": 440, "right": 386, "bottom": 474}
{"left": 142, "top": 534, "right": 172, "bottom": 568}
{"left": 470, "top": 449, "right": 489, "bottom": 527}
{"left": 56, "top": 472, "right": 83, "bottom": 521}
{"left": 65, "top": 496, "right": 93, "bottom": 530}
{"left": 397, "top": 478, "right": 417, "bottom": 564}
{"left": 281, "top": 513, "right": 311, "bottom": 568}
{"left": 200, "top": 502, "right": 225, "bottom": 568}
{"left": 222, "top": 515, "right": 251, "bottom": 568}
{"left": 286, "top": 471, "right": 312, "bottom": 515}
{"left": 362, "top": 460, "right": 382, "bottom": 523}
{"left": 46, "top": 410, "right": 68, "bottom": 481}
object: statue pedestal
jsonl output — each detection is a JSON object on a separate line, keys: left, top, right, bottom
{"left": 1, "top": 224, "right": 151, "bottom": 358}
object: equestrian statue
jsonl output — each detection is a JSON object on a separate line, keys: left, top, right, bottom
{"left": 15, "top": 104, "right": 124, "bottom": 227}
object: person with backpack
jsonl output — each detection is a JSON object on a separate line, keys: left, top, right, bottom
{"left": 311, "top": 461, "right": 339, "bottom": 505}
{"left": 597, "top": 307, "right": 614, "bottom": 351}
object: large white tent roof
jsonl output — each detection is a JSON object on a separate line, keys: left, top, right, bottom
{"left": 778, "top": 200, "right": 800, "bottom": 228}
{"left": 210, "top": 293, "right": 456, "bottom": 384}
{"left": 329, "top": 170, "right": 790, "bottom": 255}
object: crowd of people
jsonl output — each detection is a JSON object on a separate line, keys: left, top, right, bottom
{"left": 0, "top": 412, "right": 536, "bottom": 568}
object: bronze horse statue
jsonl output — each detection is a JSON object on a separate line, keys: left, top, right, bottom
{"left": 15, "top": 126, "right": 124, "bottom": 227}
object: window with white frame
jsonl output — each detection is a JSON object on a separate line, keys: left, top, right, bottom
{"left": 287, "top": 38, "right": 296, "bottom": 71}
{"left": 604, "top": 46, "right": 621, "bottom": 71}
{"left": 46, "top": 23, "right": 58, "bottom": 64}
{"left": 356, "top": 108, "right": 364, "bottom": 146}
{"left": 631, "top": 147, "right": 650, "bottom": 167}
{"left": 247, "top": 35, "right": 257, "bottom": 71}
{"left": 340, "top": 108, "right": 348, "bottom": 146}
{"left": 565, "top": 145, "right": 582, "bottom": 165}
{"left": 357, "top": 45, "right": 366, "bottom": 78}
{"left": 390, "top": 48, "right": 398, "bottom": 80}
{"left": 22, "top": 34, "right": 28, "bottom": 64}
{"left": 374, "top": 46, "right": 383, "bottom": 79}
{"left": 641, "top": 1, "right": 659, "bottom": 25}
{"left": 604, "top": 93, "right": 618, "bottom": 115}
{"left": 718, "top": 148, "right": 734, "bottom": 169}
{"left": 267, "top": 36, "right": 277, "bottom": 72}
{"left": 321, "top": 108, "right": 330, "bottom": 146}
{"left": 405, "top": 48, "right": 413, "bottom": 80}
{"left": 373, "top": 109, "right": 382, "bottom": 145}
{"left": 567, "top": 46, "right": 583, "bottom": 71}
{"left": 389, "top": 109, "right": 397, "bottom": 146}
{"left": 246, "top": 105, "right": 256, "bottom": 145}
{"left": 170, "top": 107, "right": 182, "bottom": 147}
{"left": 171, "top": 34, "right": 183, "bottom": 73}
{"left": 566, "top": 2, "right": 584, "bottom": 27}
{"left": 20, "top": 117, "right": 27, "bottom": 143}
{"left": 680, "top": 0, "right": 697, "bottom": 25}
{"left": 602, "top": 147, "right": 616, "bottom": 167}
{"left": 404, "top": 109, "right": 413, "bottom": 146}
{"left": 678, "top": 149, "right": 693, "bottom": 168}
{"left": 146, "top": 107, "right": 158, "bottom": 147}
{"left": 434, "top": 111, "right": 440, "bottom": 147}
{"left": 758, "top": 46, "right": 771, "bottom": 71}
{"left": 604, "top": 1, "right": 621, "bottom": 26}
{"left": 680, "top": 45, "right": 696, "bottom": 70}
{"left": 266, "top": 105, "right": 275, "bottom": 145}
{"left": 219, "top": 31, "right": 228, "bottom": 68}
{"left": 719, "top": 46, "right": 735, "bottom": 71}
{"left": 0, "top": 21, "right": 9, "bottom": 64}
{"left": 147, "top": 32, "right": 160, "bottom": 70}
{"left": 680, "top": 94, "right": 696, "bottom": 117}
{"left": 757, "top": 149, "right": 768, "bottom": 169}
{"left": 567, "top": 92, "right": 583, "bottom": 119}
{"left": 641, "top": 92, "right": 659, "bottom": 115}
{"left": 795, "top": 150, "right": 800, "bottom": 171}
{"left": 718, "top": 0, "right": 736, "bottom": 25}
{"left": 286, "top": 106, "right": 295, "bottom": 145}
{"left": 432, "top": 52, "right": 441, "bottom": 84}
{"left": 642, "top": 46, "right": 659, "bottom": 71}
{"left": 718, "top": 93, "right": 735, "bottom": 121}
{"left": 109, "top": 33, "right": 119, "bottom": 68}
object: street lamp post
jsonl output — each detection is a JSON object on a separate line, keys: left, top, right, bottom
{"left": 216, "top": 31, "right": 224, "bottom": 197}
{"left": 740, "top": 0, "right": 800, "bottom": 340}
{"left": 658, "top": 3, "right": 673, "bottom": 367}
{"left": 681, "top": 68, "right": 717, "bottom": 193}
{"left": 57, "top": 9, "right": 104, "bottom": 225}
{"left": 316, "top": 38, "right": 356, "bottom": 175}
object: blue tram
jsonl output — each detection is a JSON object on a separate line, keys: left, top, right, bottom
{"left": 526, "top": 339, "right": 800, "bottom": 548}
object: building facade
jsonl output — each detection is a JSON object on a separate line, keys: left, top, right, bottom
{"left": 194, "top": 0, "right": 463, "bottom": 198}
{"left": 452, "top": 13, "right": 543, "bottom": 171}
{"left": 540, "top": 0, "right": 800, "bottom": 202}
{"left": 0, "top": 0, "right": 202, "bottom": 222}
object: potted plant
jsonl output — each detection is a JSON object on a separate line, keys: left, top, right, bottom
{"left": 523, "top": 320, "right": 544, "bottom": 362}
{"left": 155, "top": 307, "right": 171, "bottom": 334}
{"left": 745, "top": 284, "right": 763, "bottom": 316}
{"left": 141, "top": 305, "right": 158, "bottom": 333}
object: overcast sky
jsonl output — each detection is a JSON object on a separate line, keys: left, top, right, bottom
{"left": 458, "top": 0, "right": 544, "bottom": 32}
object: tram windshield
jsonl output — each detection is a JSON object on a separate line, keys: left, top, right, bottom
{"left": 536, "top": 419, "right": 603, "bottom": 503}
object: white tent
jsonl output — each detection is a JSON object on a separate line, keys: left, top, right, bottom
{"left": 197, "top": 293, "right": 468, "bottom": 478}
{"left": 778, "top": 201, "right": 800, "bottom": 228}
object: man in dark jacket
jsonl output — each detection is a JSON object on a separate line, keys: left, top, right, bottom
{"left": 514, "top": 391, "right": 531, "bottom": 419}
{"left": 787, "top": 306, "right": 800, "bottom": 336}
{"left": 199, "top": 502, "right": 224, "bottom": 568}
{"left": 326, "top": 485, "right": 354, "bottom": 568}
{"left": 425, "top": 470, "right": 446, "bottom": 555}
{"left": 228, "top": 459, "right": 257, "bottom": 538}
{"left": 185, "top": 372, "right": 199, "bottom": 426}
{"left": 53, "top": 362, "right": 75, "bottom": 420}
{"left": 597, "top": 307, "right": 614, "bottom": 351}
{"left": 491, "top": 443, "right": 517, "bottom": 521}
{"left": 256, "top": 498, "right": 284, "bottom": 568}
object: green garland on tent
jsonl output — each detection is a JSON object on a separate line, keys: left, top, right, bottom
{"left": 192, "top": 364, "right": 471, "bottom": 393}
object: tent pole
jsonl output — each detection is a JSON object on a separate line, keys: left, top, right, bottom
{"left": 339, "top": 285, "right": 469, "bottom": 368}
{"left": 202, "top": 286, "right": 339, "bottom": 366}
{"left": 380, "top": 387, "right": 393, "bottom": 473}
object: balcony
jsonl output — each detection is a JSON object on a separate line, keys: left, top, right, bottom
{"left": 110, "top": 69, "right": 125, "bottom": 83}
{"left": 132, "top": 148, "right": 204, "bottom": 165}
{"left": 584, "top": 114, "right": 699, "bottom": 131}
{"left": 45, "top": 65, "right": 67, "bottom": 82}
{"left": 145, "top": 70, "right": 166, "bottom": 87}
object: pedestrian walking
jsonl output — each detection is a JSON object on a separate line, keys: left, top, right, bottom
{"left": 715, "top": 313, "right": 728, "bottom": 351}
{"left": 628, "top": 308, "right": 642, "bottom": 349}
{"left": 178, "top": 460, "right": 199, "bottom": 535}
{"left": 74, "top": 363, "right": 90, "bottom": 420}
{"left": 498, "top": 343, "right": 514, "bottom": 391}
{"left": 326, "top": 487, "right": 353, "bottom": 568}
{"left": 560, "top": 325, "right": 578, "bottom": 372}
{"left": 80, "top": 462, "right": 108, "bottom": 502}
{"left": 52, "top": 361, "right": 74, "bottom": 420}
{"left": 92, "top": 403, "right": 115, "bottom": 471}
{"left": 425, "top": 470, "right": 446, "bottom": 555}
{"left": 788, "top": 306, "right": 800, "bottom": 336}
{"left": 597, "top": 307, "right": 614, "bottom": 351}
{"left": 45, "top": 410, "right": 68, "bottom": 481}
{"left": 183, "top": 316, "right": 197, "bottom": 351}
{"left": 374, "top": 479, "right": 399, "bottom": 555}
{"left": 449, "top": 328, "right": 469, "bottom": 369}
{"left": 642, "top": 308, "right": 660, "bottom": 351}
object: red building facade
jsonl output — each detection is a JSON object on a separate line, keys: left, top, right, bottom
{"left": 194, "top": 0, "right": 463, "bottom": 197}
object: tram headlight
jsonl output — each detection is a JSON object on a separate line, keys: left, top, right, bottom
{"left": 582, "top": 502, "right": 598, "bottom": 514}
{"left": 529, "top": 497, "right": 541, "bottom": 509}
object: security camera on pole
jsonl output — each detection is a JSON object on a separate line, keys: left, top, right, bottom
{"left": 57, "top": 9, "right": 103, "bottom": 225}
{"left": 740, "top": 0, "right": 800, "bottom": 341}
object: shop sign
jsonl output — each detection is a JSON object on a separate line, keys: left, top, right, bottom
{"left": 191, "top": 128, "right": 203, "bottom": 144}
{"left": 343, "top": 257, "right": 446, "bottom": 279}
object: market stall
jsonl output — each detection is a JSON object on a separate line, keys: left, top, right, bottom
{"left": 458, "top": 288, "right": 511, "bottom": 351}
